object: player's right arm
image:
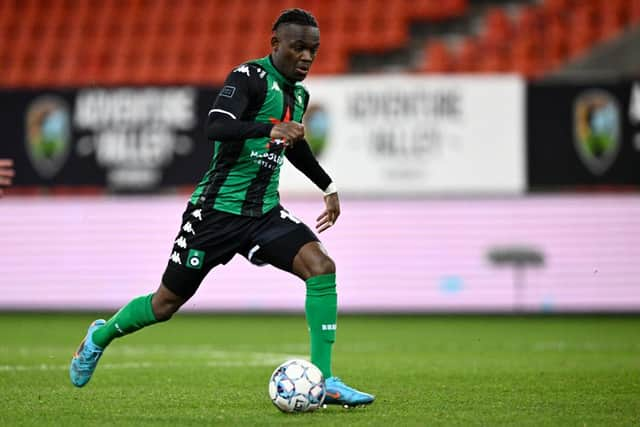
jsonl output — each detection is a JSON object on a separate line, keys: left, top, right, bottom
{"left": 206, "top": 65, "right": 304, "bottom": 143}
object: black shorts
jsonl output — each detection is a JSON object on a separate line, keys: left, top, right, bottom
{"left": 161, "top": 202, "right": 319, "bottom": 299}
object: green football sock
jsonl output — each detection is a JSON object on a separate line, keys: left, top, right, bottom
{"left": 91, "top": 293, "right": 158, "bottom": 349}
{"left": 305, "top": 274, "right": 337, "bottom": 379}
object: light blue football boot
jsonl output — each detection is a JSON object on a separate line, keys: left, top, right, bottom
{"left": 69, "top": 319, "right": 106, "bottom": 387}
{"left": 324, "top": 377, "right": 375, "bottom": 408}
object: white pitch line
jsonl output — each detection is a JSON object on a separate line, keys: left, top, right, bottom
{"left": 0, "top": 362, "right": 167, "bottom": 372}
{"left": 0, "top": 350, "right": 307, "bottom": 372}
{"left": 4, "top": 346, "right": 308, "bottom": 359}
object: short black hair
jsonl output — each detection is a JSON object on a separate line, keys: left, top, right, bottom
{"left": 272, "top": 8, "right": 318, "bottom": 32}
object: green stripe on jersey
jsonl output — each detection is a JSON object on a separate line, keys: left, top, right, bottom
{"left": 191, "top": 55, "right": 309, "bottom": 216}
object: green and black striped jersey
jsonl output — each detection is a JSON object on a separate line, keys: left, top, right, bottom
{"left": 191, "top": 55, "right": 320, "bottom": 217}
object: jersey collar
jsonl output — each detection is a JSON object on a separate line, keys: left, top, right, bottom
{"left": 258, "top": 55, "right": 296, "bottom": 87}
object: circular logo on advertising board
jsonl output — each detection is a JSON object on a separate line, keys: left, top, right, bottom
{"left": 25, "top": 96, "right": 71, "bottom": 179}
{"left": 303, "top": 104, "right": 329, "bottom": 157}
{"left": 573, "top": 89, "right": 621, "bottom": 175}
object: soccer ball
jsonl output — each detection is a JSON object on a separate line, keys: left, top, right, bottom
{"left": 268, "top": 359, "right": 326, "bottom": 413}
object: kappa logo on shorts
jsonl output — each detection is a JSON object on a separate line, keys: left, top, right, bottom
{"left": 174, "top": 236, "right": 187, "bottom": 249}
{"left": 182, "top": 221, "right": 195, "bottom": 235}
{"left": 170, "top": 251, "right": 182, "bottom": 265}
{"left": 191, "top": 209, "right": 203, "bottom": 221}
{"left": 280, "top": 209, "right": 301, "bottom": 224}
{"left": 186, "top": 249, "right": 205, "bottom": 270}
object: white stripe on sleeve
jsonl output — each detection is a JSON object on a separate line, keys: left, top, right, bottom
{"left": 208, "top": 109, "right": 237, "bottom": 120}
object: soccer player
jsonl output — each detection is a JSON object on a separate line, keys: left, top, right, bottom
{"left": 70, "top": 8, "right": 375, "bottom": 407}
{"left": 0, "top": 158, "right": 14, "bottom": 197}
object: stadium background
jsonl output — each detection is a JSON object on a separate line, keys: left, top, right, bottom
{"left": 1, "top": 1, "right": 640, "bottom": 426}
{"left": 1, "top": 0, "right": 638, "bottom": 313}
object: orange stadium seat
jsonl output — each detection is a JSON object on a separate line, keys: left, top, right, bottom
{"left": 406, "top": 0, "right": 468, "bottom": 21}
{"left": 443, "top": 0, "right": 469, "bottom": 19}
{"left": 454, "top": 38, "right": 479, "bottom": 73}
{"left": 421, "top": 40, "right": 454, "bottom": 73}
{"left": 510, "top": 34, "right": 542, "bottom": 78}
{"left": 365, "top": 0, "right": 408, "bottom": 51}
{"left": 403, "top": 0, "right": 442, "bottom": 21}
{"left": 542, "top": 0, "right": 572, "bottom": 17}
{"left": 632, "top": 0, "right": 640, "bottom": 24}
{"left": 516, "top": 5, "right": 543, "bottom": 37}
{"left": 541, "top": 15, "right": 568, "bottom": 70}
{"left": 481, "top": 8, "right": 513, "bottom": 50}
{"left": 567, "top": 5, "right": 597, "bottom": 58}
{"left": 340, "top": 0, "right": 378, "bottom": 51}
{"left": 312, "top": 43, "right": 349, "bottom": 74}
{"left": 598, "top": 0, "right": 627, "bottom": 41}
{"left": 0, "top": 0, "right": 637, "bottom": 87}
{"left": 477, "top": 46, "right": 510, "bottom": 73}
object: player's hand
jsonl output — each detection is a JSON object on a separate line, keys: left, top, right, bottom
{"left": 0, "top": 158, "right": 15, "bottom": 197}
{"left": 270, "top": 122, "right": 305, "bottom": 146}
{"left": 316, "top": 193, "right": 340, "bottom": 233}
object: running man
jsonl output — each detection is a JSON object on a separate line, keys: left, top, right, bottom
{"left": 70, "top": 8, "right": 374, "bottom": 408}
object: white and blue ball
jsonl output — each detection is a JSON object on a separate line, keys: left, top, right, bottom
{"left": 268, "top": 359, "right": 325, "bottom": 413}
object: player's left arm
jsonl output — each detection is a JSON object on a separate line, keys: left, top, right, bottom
{"left": 318, "top": 190, "right": 340, "bottom": 234}
{"left": 284, "top": 141, "right": 339, "bottom": 233}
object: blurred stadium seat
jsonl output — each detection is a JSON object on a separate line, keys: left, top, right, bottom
{"left": 454, "top": 37, "right": 479, "bottom": 73}
{"left": 418, "top": 0, "right": 639, "bottom": 78}
{"left": 420, "top": 40, "right": 454, "bottom": 73}
{"left": 481, "top": 7, "right": 513, "bottom": 51}
{"left": 0, "top": 0, "right": 637, "bottom": 87}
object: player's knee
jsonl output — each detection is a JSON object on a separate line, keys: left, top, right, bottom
{"left": 308, "top": 255, "right": 336, "bottom": 277}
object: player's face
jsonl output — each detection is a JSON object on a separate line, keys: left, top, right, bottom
{"left": 271, "top": 24, "right": 320, "bottom": 82}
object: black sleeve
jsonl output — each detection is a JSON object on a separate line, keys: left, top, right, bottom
{"left": 285, "top": 140, "right": 332, "bottom": 191}
{"left": 207, "top": 115, "right": 273, "bottom": 141}
{"left": 206, "top": 65, "right": 274, "bottom": 141}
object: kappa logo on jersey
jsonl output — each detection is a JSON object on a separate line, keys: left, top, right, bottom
{"left": 186, "top": 249, "right": 205, "bottom": 270}
{"left": 321, "top": 324, "right": 337, "bottom": 331}
{"left": 191, "top": 209, "right": 203, "bottom": 221}
{"left": 234, "top": 65, "right": 250, "bottom": 76}
{"left": 182, "top": 221, "right": 195, "bottom": 235}
{"left": 220, "top": 86, "right": 236, "bottom": 98}
{"left": 253, "top": 66, "right": 266, "bottom": 79}
{"left": 174, "top": 236, "right": 187, "bottom": 249}
{"left": 271, "top": 81, "right": 281, "bottom": 92}
{"left": 170, "top": 251, "right": 182, "bottom": 265}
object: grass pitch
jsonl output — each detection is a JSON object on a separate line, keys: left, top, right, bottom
{"left": 0, "top": 313, "right": 638, "bottom": 426}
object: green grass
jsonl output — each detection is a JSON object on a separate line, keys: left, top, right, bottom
{"left": 0, "top": 314, "right": 638, "bottom": 426}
